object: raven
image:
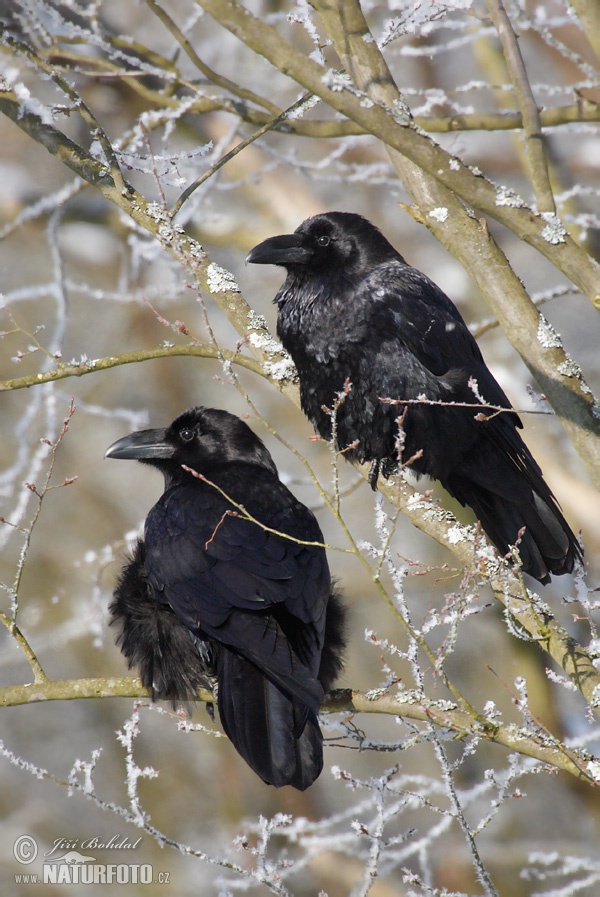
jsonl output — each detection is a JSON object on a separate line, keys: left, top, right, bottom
{"left": 247, "top": 211, "right": 582, "bottom": 584}
{"left": 106, "top": 406, "right": 345, "bottom": 790}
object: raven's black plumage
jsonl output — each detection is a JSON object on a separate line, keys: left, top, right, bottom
{"left": 247, "top": 211, "right": 582, "bottom": 584}
{"left": 106, "top": 407, "right": 345, "bottom": 790}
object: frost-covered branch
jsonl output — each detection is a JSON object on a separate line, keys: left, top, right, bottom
{"left": 200, "top": 0, "right": 600, "bottom": 304}
{"left": 0, "top": 678, "right": 595, "bottom": 783}
{"left": 2, "top": 5, "right": 599, "bottom": 890}
{"left": 0, "top": 343, "right": 264, "bottom": 392}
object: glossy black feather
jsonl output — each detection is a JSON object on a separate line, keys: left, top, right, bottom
{"left": 107, "top": 407, "right": 346, "bottom": 790}
{"left": 247, "top": 211, "right": 582, "bottom": 584}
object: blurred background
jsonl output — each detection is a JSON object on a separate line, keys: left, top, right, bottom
{"left": 1, "top": 0, "right": 599, "bottom": 894}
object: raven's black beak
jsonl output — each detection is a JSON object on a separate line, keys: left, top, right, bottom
{"left": 246, "top": 234, "right": 312, "bottom": 266}
{"left": 105, "top": 428, "right": 174, "bottom": 461}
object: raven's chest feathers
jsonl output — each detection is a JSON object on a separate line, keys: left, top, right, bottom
{"left": 276, "top": 272, "right": 370, "bottom": 366}
{"left": 274, "top": 261, "right": 516, "bottom": 475}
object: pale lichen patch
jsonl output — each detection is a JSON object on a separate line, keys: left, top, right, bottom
{"left": 264, "top": 356, "right": 298, "bottom": 382}
{"left": 429, "top": 207, "right": 449, "bottom": 223}
{"left": 537, "top": 314, "right": 562, "bottom": 349}
{"left": 206, "top": 262, "right": 240, "bottom": 293}
{"left": 495, "top": 185, "right": 524, "bottom": 208}
{"left": 540, "top": 213, "right": 567, "bottom": 245}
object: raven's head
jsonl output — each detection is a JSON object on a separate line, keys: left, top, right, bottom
{"left": 105, "top": 407, "right": 278, "bottom": 483}
{"left": 246, "top": 211, "right": 402, "bottom": 276}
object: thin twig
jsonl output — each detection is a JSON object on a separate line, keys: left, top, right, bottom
{"left": 146, "top": 0, "right": 279, "bottom": 115}
{"left": 170, "top": 91, "right": 314, "bottom": 216}
{"left": 180, "top": 465, "right": 354, "bottom": 553}
{"left": 0, "top": 344, "right": 265, "bottom": 392}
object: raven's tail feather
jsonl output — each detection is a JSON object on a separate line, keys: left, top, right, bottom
{"left": 451, "top": 480, "right": 581, "bottom": 584}
{"left": 216, "top": 649, "right": 323, "bottom": 790}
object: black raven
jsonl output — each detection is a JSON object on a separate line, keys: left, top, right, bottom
{"left": 247, "top": 211, "right": 581, "bottom": 584}
{"left": 106, "top": 406, "right": 345, "bottom": 790}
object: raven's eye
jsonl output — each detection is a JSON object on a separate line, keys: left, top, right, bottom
{"left": 179, "top": 427, "right": 195, "bottom": 443}
{"left": 317, "top": 235, "right": 331, "bottom": 247}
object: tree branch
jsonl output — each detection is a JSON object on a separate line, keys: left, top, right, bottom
{"left": 170, "top": 91, "right": 314, "bottom": 217}
{"left": 0, "top": 677, "right": 594, "bottom": 782}
{"left": 0, "top": 344, "right": 265, "bottom": 393}
{"left": 197, "top": 0, "right": 600, "bottom": 310}
{"left": 485, "top": 0, "right": 555, "bottom": 214}
{"left": 44, "top": 43, "right": 600, "bottom": 135}
{"left": 145, "top": 0, "right": 280, "bottom": 116}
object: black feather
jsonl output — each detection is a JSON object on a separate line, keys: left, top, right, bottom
{"left": 248, "top": 211, "right": 582, "bottom": 584}
{"left": 106, "top": 406, "right": 346, "bottom": 789}
{"left": 109, "top": 539, "right": 215, "bottom": 703}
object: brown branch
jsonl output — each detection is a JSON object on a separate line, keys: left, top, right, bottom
{"left": 170, "top": 91, "right": 314, "bottom": 217}
{"left": 145, "top": 0, "right": 280, "bottom": 116}
{"left": 418, "top": 101, "right": 600, "bottom": 133}
{"left": 44, "top": 43, "right": 600, "bottom": 136}
{"left": 0, "top": 677, "right": 595, "bottom": 782}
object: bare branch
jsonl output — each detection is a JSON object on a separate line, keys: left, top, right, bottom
{"left": 0, "top": 678, "right": 594, "bottom": 783}
{"left": 170, "top": 91, "right": 314, "bottom": 217}
{"left": 198, "top": 0, "right": 600, "bottom": 308}
{"left": 485, "top": 0, "right": 555, "bottom": 213}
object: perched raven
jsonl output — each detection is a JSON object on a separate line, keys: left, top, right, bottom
{"left": 247, "top": 211, "right": 582, "bottom": 584}
{"left": 106, "top": 407, "right": 345, "bottom": 790}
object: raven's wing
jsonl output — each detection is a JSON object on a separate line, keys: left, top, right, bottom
{"left": 143, "top": 465, "right": 329, "bottom": 710}
{"left": 360, "top": 265, "right": 580, "bottom": 579}
{"left": 308, "top": 262, "right": 522, "bottom": 477}
{"left": 363, "top": 262, "right": 517, "bottom": 415}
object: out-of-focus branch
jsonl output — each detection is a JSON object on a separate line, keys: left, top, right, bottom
{"left": 485, "top": 0, "right": 555, "bottom": 214}
{"left": 569, "top": 0, "right": 600, "bottom": 67}
{"left": 417, "top": 100, "right": 600, "bottom": 133}
{"left": 145, "top": 0, "right": 280, "bottom": 116}
{"left": 0, "top": 678, "right": 595, "bottom": 782}
{"left": 37, "top": 45, "right": 600, "bottom": 135}
{"left": 170, "top": 91, "right": 313, "bottom": 217}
